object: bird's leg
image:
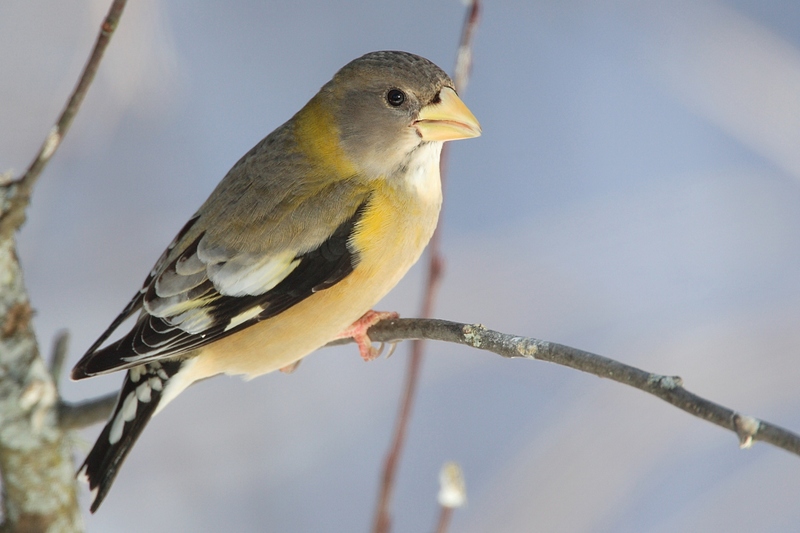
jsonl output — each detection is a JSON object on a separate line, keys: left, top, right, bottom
{"left": 336, "top": 310, "right": 399, "bottom": 361}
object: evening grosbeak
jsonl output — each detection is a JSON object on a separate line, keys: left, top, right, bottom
{"left": 71, "top": 50, "right": 481, "bottom": 512}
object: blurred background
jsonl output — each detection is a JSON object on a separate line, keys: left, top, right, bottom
{"left": 3, "top": 0, "right": 800, "bottom": 531}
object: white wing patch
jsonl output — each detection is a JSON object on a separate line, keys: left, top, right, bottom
{"left": 170, "top": 308, "right": 215, "bottom": 334}
{"left": 224, "top": 305, "right": 265, "bottom": 332}
{"left": 174, "top": 250, "right": 205, "bottom": 275}
{"left": 143, "top": 292, "right": 211, "bottom": 321}
{"left": 135, "top": 382, "right": 152, "bottom": 403}
{"left": 141, "top": 233, "right": 301, "bottom": 340}
{"left": 154, "top": 269, "right": 207, "bottom": 298}
{"left": 207, "top": 250, "right": 300, "bottom": 297}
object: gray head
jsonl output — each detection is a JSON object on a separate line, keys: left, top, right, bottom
{"left": 316, "top": 51, "right": 481, "bottom": 178}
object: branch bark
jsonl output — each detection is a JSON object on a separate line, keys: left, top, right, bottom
{"left": 58, "top": 394, "right": 118, "bottom": 432}
{"left": 0, "top": 1, "right": 128, "bottom": 531}
{"left": 0, "top": 240, "right": 82, "bottom": 532}
{"left": 362, "top": 319, "right": 799, "bottom": 456}
{"left": 62, "top": 317, "right": 800, "bottom": 460}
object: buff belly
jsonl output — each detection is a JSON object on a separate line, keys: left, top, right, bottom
{"left": 185, "top": 177, "right": 441, "bottom": 382}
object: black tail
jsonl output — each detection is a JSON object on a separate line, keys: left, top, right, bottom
{"left": 79, "top": 359, "right": 182, "bottom": 512}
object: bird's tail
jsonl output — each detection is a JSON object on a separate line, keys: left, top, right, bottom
{"left": 79, "top": 359, "right": 182, "bottom": 512}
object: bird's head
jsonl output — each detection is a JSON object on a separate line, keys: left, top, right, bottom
{"left": 295, "top": 51, "right": 481, "bottom": 181}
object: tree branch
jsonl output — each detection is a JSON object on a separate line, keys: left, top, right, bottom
{"left": 0, "top": 0, "right": 128, "bottom": 239}
{"left": 362, "top": 319, "right": 799, "bottom": 456}
{"left": 49, "top": 330, "right": 70, "bottom": 393}
{"left": 0, "top": 2, "right": 129, "bottom": 531}
{"left": 59, "top": 394, "right": 119, "bottom": 431}
{"left": 65, "top": 317, "right": 800, "bottom": 460}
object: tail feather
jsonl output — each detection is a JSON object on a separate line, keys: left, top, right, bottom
{"left": 79, "top": 359, "right": 182, "bottom": 512}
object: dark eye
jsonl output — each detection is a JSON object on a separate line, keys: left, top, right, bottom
{"left": 387, "top": 89, "right": 405, "bottom": 107}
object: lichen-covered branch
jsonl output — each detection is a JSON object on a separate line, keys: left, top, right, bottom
{"left": 0, "top": 1, "right": 128, "bottom": 531}
{"left": 361, "top": 318, "right": 800, "bottom": 457}
{"left": 63, "top": 316, "right": 800, "bottom": 467}
{"left": 0, "top": 239, "right": 83, "bottom": 532}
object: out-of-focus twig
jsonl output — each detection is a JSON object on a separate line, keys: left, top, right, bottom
{"left": 434, "top": 461, "right": 466, "bottom": 533}
{"left": 0, "top": 3, "right": 129, "bottom": 530}
{"left": 371, "top": 2, "right": 481, "bottom": 533}
{"left": 59, "top": 393, "right": 119, "bottom": 431}
{"left": 0, "top": 0, "right": 128, "bottom": 239}
{"left": 435, "top": 507, "right": 454, "bottom": 533}
{"left": 49, "top": 330, "right": 70, "bottom": 392}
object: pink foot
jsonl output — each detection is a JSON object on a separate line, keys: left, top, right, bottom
{"left": 336, "top": 310, "right": 399, "bottom": 361}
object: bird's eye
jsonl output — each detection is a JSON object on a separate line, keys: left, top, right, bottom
{"left": 387, "top": 89, "right": 406, "bottom": 107}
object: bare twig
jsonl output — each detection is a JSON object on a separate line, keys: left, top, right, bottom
{"left": 61, "top": 316, "right": 800, "bottom": 461}
{"left": 59, "top": 393, "right": 119, "bottom": 431}
{"left": 434, "top": 507, "right": 454, "bottom": 533}
{"left": 352, "top": 318, "right": 799, "bottom": 457}
{"left": 434, "top": 461, "right": 466, "bottom": 533}
{"left": 49, "top": 330, "right": 70, "bottom": 391}
{"left": 452, "top": 0, "right": 481, "bottom": 93}
{"left": 0, "top": 2, "right": 129, "bottom": 531}
{"left": 371, "top": 3, "right": 481, "bottom": 532}
{"left": 0, "top": 0, "right": 128, "bottom": 239}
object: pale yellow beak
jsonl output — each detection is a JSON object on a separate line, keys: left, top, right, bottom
{"left": 414, "top": 87, "right": 481, "bottom": 141}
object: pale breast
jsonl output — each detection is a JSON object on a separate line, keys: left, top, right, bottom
{"left": 187, "top": 146, "right": 443, "bottom": 381}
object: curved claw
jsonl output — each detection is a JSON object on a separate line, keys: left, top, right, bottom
{"left": 385, "top": 342, "right": 399, "bottom": 358}
{"left": 335, "top": 310, "right": 399, "bottom": 362}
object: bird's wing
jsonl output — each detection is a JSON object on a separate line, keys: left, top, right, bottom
{"left": 72, "top": 196, "right": 369, "bottom": 379}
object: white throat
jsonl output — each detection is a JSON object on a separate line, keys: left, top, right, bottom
{"left": 398, "top": 141, "right": 443, "bottom": 205}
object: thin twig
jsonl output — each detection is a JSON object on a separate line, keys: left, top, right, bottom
{"left": 453, "top": 0, "right": 481, "bottom": 93}
{"left": 0, "top": 3, "right": 129, "bottom": 529}
{"left": 434, "top": 460, "right": 465, "bottom": 533}
{"left": 434, "top": 507, "right": 454, "bottom": 533}
{"left": 359, "top": 319, "right": 800, "bottom": 456}
{"left": 59, "top": 393, "right": 119, "bottom": 431}
{"left": 62, "top": 318, "right": 800, "bottom": 456}
{"left": 64, "top": 317, "right": 800, "bottom": 455}
{"left": 49, "top": 330, "right": 70, "bottom": 392}
{"left": 371, "top": 3, "right": 481, "bottom": 533}
{"left": 0, "top": 0, "right": 128, "bottom": 239}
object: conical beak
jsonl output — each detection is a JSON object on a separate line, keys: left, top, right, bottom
{"left": 414, "top": 87, "right": 481, "bottom": 142}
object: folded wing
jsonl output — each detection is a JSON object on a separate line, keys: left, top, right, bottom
{"left": 72, "top": 200, "right": 368, "bottom": 379}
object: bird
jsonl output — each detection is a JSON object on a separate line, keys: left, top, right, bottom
{"left": 71, "top": 50, "right": 481, "bottom": 512}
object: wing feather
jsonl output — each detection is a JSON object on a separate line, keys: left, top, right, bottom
{"left": 72, "top": 199, "right": 368, "bottom": 379}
